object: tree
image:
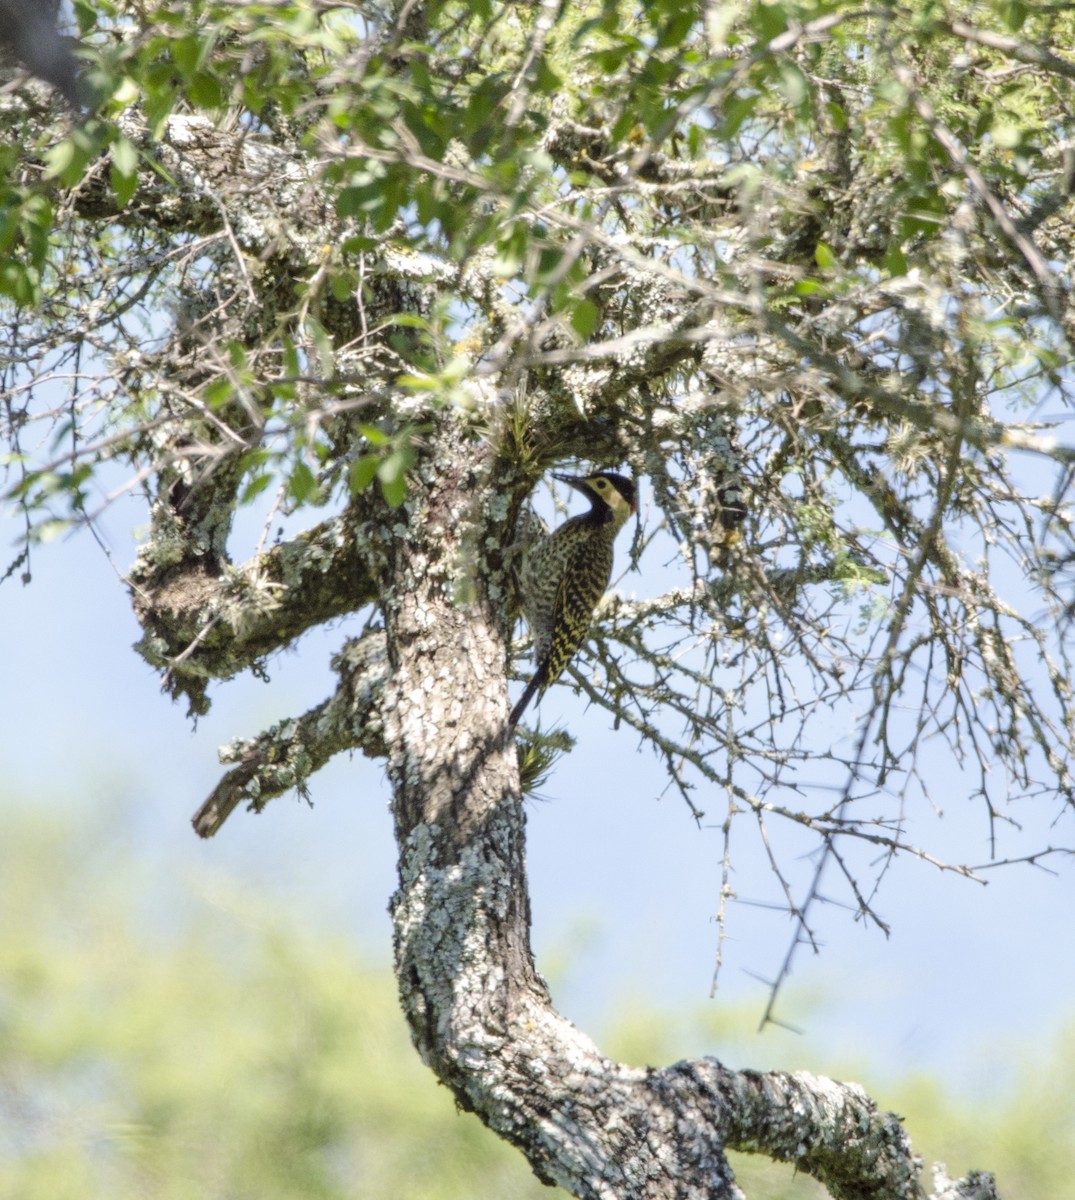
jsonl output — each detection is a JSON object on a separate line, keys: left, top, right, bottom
{"left": 3, "top": 1, "right": 1074, "bottom": 1196}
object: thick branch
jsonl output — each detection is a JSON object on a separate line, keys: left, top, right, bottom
{"left": 131, "top": 507, "right": 378, "bottom": 714}
{"left": 191, "top": 631, "right": 388, "bottom": 837}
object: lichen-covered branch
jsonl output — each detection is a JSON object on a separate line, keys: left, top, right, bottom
{"left": 192, "top": 631, "right": 388, "bottom": 837}
{"left": 131, "top": 507, "right": 379, "bottom": 714}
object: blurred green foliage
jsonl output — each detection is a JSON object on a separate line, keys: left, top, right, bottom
{"left": 1, "top": 801, "right": 1071, "bottom": 1199}
{"left": 0, "top": 803, "right": 552, "bottom": 1200}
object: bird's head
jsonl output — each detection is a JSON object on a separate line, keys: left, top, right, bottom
{"left": 554, "top": 471, "right": 637, "bottom": 528}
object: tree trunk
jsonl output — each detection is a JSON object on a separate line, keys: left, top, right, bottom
{"left": 375, "top": 425, "right": 935, "bottom": 1200}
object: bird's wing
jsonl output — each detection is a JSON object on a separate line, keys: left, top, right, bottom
{"left": 540, "top": 538, "right": 613, "bottom": 686}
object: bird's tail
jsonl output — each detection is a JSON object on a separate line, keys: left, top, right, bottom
{"left": 508, "top": 663, "right": 548, "bottom": 728}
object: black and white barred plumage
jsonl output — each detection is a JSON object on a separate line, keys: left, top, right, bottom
{"left": 510, "top": 471, "right": 637, "bottom": 728}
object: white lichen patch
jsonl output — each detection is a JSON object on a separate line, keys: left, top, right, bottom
{"left": 216, "top": 562, "right": 283, "bottom": 636}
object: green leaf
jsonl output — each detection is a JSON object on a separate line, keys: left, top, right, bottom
{"left": 377, "top": 446, "right": 414, "bottom": 509}
{"left": 240, "top": 472, "right": 275, "bottom": 505}
{"left": 170, "top": 35, "right": 205, "bottom": 76}
{"left": 899, "top": 197, "right": 944, "bottom": 239}
{"left": 204, "top": 378, "right": 233, "bottom": 410}
{"left": 379, "top": 468, "right": 408, "bottom": 509}
{"left": 794, "top": 278, "right": 826, "bottom": 296}
{"left": 330, "top": 268, "right": 357, "bottom": 302}
{"left": 0, "top": 261, "right": 38, "bottom": 305}
{"left": 751, "top": 0, "right": 788, "bottom": 42}
{"left": 109, "top": 136, "right": 139, "bottom": 208}
{"left": 396, "top": 372, "right": 439, "bottom": 392}
{"left": 110, "top": 135, "right": 138, "bottom": 177}
{"left": 570, "top": 297, "right": 600, "bottom": 340}
{"left": 341, "top": 235, "right": 379, "bottom": 254}
{"left": 288, "top": 460, "right": 318, "bottom": 504}
{"left": 883, "top": 243, "right": 908, "bottom": 277}
{"left": 814, "top": 242, "right": 836, "bottom": 270}
{"left": 110, "top": 161, "right": 138, "bottom": 207}
{"left": 188, "top": 72, "right": 225, "bottom": 111}
{"left": 655, "top": 10, "right": 696, "bottom": 48}
{"left": 991, "top": 122, "right": 1022, "bottom": 150}
{"left": 826, "top": 99, "right": 848, "bottom": 132}
{"left": 534, "top": 58, "right": 562, "bottom": 95}
{"left": 719, "top": 92, "right": 758, "bottom": 139}
{"left": 110, "top": 76, "right": 140, "bottom": 107}
{"left": 358, "top": 424, "right": 390, "bottom": 447}
{"left": 996, "top": 0, "right": 1027, "bottom": 31}
{"left": 349, "top": 455, "right": 380, "bottom": 494}
{"left": 493, "top": 224, "right": 527, "bottom": 278}
{"left": 305, "top": 319, "right": 334, "bottom": 376}
{"left": 72, "top": 0, "right": 100, "bottom": 35}
{"left": 30, "top": 519, "right": 72, "bottom": 544}
{"left": 143, "top": 68, "right": 178, "bottom": 138}
{"left": 281, "top": 337, "right": 301, "bottom": 380}
{"left": 42, "top": 139, "right": 78, "bottom": 182}
{"left": 777, "top": 63, "right": 809, "bottom": 108}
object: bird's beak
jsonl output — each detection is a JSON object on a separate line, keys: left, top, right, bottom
{"left": 552, "top": 472, "right": 587, "bottom": 493}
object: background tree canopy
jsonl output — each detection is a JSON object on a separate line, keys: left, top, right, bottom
{"left": 3, "top": 1, "right": 1075, "bottom": 1197}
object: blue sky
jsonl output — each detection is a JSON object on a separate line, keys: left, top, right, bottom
{"left": 3, "top": 486, "right": 1074, "bottom": 1112}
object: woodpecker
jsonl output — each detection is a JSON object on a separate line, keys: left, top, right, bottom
{"left": 509, "top": 470, "right": 637, "bottom": 728}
